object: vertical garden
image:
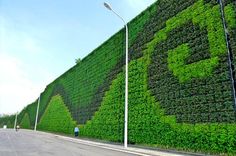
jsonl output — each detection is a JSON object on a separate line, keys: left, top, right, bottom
{"left": 1, "top": 0, "right": 236, "bottom": 155}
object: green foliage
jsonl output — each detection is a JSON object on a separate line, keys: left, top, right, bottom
{"left": 35, "top": 4, "right": 156, "bottom": 125}
{"left": 81, "top": 0, "right": 236, "bottom": 154}
{"left": 0, "top": 115, "right": 15, "bottom": 128}
{"left": 75, "top": 58, "right": 81, "bottom": 64}
{"left": 81, "top": 56, "right": 236, "bottom": 154}
{"left": 146, "top": 0, "right": 227, "bottom": 82}
{"left": 167, "top": 44, "right": 219, "bottom": 82}
{"left": 224, "top": 4, "right": 236, "bottom": 29}
{"left": 1, "top": 0, "right": 236, "bottom": 155}
{"left": 20, "top": 113, "right": 31, "bottom": 129}
{"left": 37, "top": 95, "right": 76, "bottom": 134}
{"left": 80, "top": 73, "right": 124, "bottom": 142}
{"left": 128, "top": 2, "right": 157, "bottom": 45}
{"left": 7, "top": 121, "right": 13, "bottom": 128}
{"left": 52, "top": 0, "right": 155, "bottom": 125}
{"left": 26, "top": 101, "right": 38, "bottom": 126}
{"left": 148, "top": 0, "right": 235, "bottom": 123}
{"left": 10, "top": 100, "right": 38, "bottom": 130}
{"left": 225, "top": 3, "right": 236, "bottom": 83}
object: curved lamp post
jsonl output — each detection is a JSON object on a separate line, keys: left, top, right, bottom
{"left": 104, "top": 2, "right": 129, "bottom": 148}
{"left": 34, "top": 94, "right": 41, "bottom": 131}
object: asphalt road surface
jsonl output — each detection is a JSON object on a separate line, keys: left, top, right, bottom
{"left": 0, "top": 129, "right": 144, "bottom": 156}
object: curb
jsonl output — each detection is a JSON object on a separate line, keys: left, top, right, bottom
{"left": 21, "top": 129, "right": 212, "bottom": 156}
{"left": 53, "top": 134, "right": 187, "bottom": 156}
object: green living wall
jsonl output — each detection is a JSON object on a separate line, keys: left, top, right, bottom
{"left": 1, "top": 0, "right": 236, "bottom": 155}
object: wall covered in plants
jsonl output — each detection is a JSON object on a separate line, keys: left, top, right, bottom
{"left": 37, "top": 95, "right": 76, "bottom": 134}
{"left": 1, "top": 0, "right": 236, "bottom": 155}
{"left": 20, "top": 113, "right": 31, "bottom": 129}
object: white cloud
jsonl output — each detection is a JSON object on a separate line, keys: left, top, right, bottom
{"left": 0, "top": 15, "right": 54, "bottom": 114}
{"left": 0, "top": 14, "right": 61, "bottom": 115}
{"left": 0, "top": 59, "right": 57, "bottom": 115}
{"left": 0, "top": 53, "right": 53, "bottom": 114}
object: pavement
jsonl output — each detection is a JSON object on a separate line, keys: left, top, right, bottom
{"left": 0, "top": 129, "right": 202, "bottom": 156}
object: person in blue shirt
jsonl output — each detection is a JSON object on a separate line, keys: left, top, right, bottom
{"left": 74, "top": 126, "right": 79, "bottom": 137}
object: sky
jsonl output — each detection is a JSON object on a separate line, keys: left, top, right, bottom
{"left": 0, "top": 0, "right": 156, "bottom": 115}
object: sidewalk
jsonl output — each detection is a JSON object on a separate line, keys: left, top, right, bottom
{"left": 2, "top": 129, "right": 208, "bottom": 156}
{"left": 52, "top": 133, "right": 205, "bottom": 156}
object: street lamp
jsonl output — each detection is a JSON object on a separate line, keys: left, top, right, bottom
{"left": 34, "top": 94, "right": 41, "bottom": 131}
{"left": 104, "top": 2, "right": 129, "bottom": 148}
{"left": 14, "top": 111, "right": 18, "bottom": 130}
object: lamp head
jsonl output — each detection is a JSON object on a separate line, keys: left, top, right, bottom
{"left": 104, "top": 2, "right": 112, "bottom": 10}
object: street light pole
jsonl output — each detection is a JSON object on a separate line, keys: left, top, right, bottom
{"left": 34, "top": 94, "right": 41, "bottom": 131}
{"left": 14, "top": 112, "right": 18, "bottom": 130}
{"left": 104, "top": 2, "right": 129, "bottom": 148}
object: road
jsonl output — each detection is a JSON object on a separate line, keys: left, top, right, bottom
{"left": 0, "top": 129, "right": 144, "bottom": 156}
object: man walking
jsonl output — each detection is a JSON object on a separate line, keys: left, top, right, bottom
{"left": 74, "top": 126, "right": 79, "bottom": 137}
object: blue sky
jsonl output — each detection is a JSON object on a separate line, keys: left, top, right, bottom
{"left": 0, "top": 0, "right": 156, "bottom": 114}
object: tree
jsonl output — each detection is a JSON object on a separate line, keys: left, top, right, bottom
{"left": 75, "top": 58, "right": 81, "bottom": 64}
